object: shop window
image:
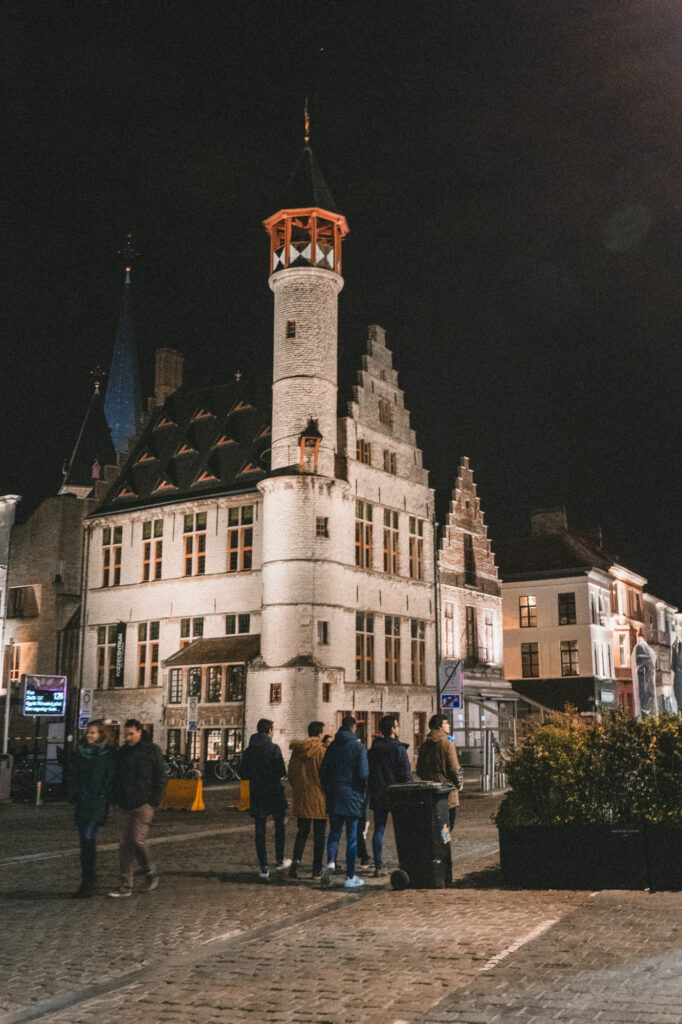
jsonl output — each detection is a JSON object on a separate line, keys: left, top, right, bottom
{"left": 168, "top": 668, "right": 183, "bottom": 704}
{"left": 226, "top": 665, "right": 246, "bottom": 701}
{"left": 188, "top": 667, "right": 202, "bottom": 698}
{"left": 206, "top": 666, "right": 223, "bottom": 702}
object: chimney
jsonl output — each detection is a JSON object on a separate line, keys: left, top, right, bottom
{"left": 154, "top": 349, "right": 184, "bottom": 407}
{"left": 530, "top": 506, "right": 568, "bottom": 536}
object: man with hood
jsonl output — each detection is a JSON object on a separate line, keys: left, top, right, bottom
{"left": 367, "top": 714, "right": 411, "bottom": 877}
{"left": 319, "top": 715, "right": 369, "bottom": 890}
{"left": 287, "top": 720, "right": 327, "bottom": 879}
{"left": 416, "top": 712, "right": 462, "bottom": 829}
{"left": 241, "top": 718, "right": 290, "bottom": 879}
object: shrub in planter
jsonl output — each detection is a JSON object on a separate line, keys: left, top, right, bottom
{"left": 496, "top": 711, "right": 682, "bottom": 889}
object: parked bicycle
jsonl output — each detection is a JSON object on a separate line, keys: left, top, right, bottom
{"left": 164, "top": 754, "right": 202, "bottom": 780}
{"left": 211, "top": 757, "right": 241, "bottom": 782}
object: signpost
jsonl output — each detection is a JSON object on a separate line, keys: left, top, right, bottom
{"left": 78, "top": 688, "right": 93, "bottom": 730}
{"left": 22, "top": 675, "right": 67, "bottom": 717}
{"left": 187, "top": 696, "right": 198, "bottom": 732}
{"left": 438, "top": 659, "right": 463, "bottom": 711}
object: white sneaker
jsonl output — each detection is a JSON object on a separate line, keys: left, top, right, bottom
{"left": 258, "top": 868, "right": 270, "bottom": 880}
{"left": 320, "top": 863, "right": 335, "bottom": 888}
{"left": 344, "top": 875, "right": 365, "bottom": 889}
{"left": 275, "top": 858, "right": 292, "bottom": 871}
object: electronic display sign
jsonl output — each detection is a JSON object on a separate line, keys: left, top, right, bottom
{"left": 22, "top": 675, "right": 67, "bottom": 717}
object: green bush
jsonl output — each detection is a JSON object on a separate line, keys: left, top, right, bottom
{"left": 496, "top": 710, "right": 682, "bottom": 827}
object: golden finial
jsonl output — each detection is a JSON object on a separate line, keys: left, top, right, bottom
{"left": 304, "top": 97, "right": 310, "bottom": 144}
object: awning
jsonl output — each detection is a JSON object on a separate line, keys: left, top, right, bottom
{"left": 164, "top": 635, "right": 260, "bottom": 667}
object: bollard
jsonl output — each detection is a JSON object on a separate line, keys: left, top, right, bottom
{"left": 35, "top": 781, "right": 43, "bottom": 807}
{"left": 238, "top": 780, "right": 250, "bottom": 811}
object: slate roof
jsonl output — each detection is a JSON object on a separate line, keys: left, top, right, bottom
{"left": 92, "top": 379, "right": 271, "bottom": 515}
{"left": 61, "top": 385, "right": 116, "bottom": 491}
{"left": 495, "top": 531, "right": 613, "bottom": 582}
{"left": 280, "top": 143, "right": 340, "bottom": 214}
{"left": 164, "top": 635, "right": 261, "bottom": 666}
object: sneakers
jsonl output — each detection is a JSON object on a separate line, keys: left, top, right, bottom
{"left": 108, "top": 885, "right": 132, "bottom": 898}
{"left": 275, "top": 858, "right": 292, "bottom": 872}
{"left": 288, "top": 861, "right": 299, "bottom": 879}
{"left": 144, "top": 871, "right": 159, "bottom": 892}
{"left": 258, "top": 867, "right": 270, "bottom": 880}
{"left": 320, "top": 863, "right": 335, "bottom": 888}
{"left": 344, "top": 875, "right": 365, "bottom": 889}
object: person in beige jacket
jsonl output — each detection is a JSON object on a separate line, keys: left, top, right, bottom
{"left": 287, "top": 721, "right": 327, "bottom": 878}
{"left": 415, "top": 713, "right": 463, "bottom": 829}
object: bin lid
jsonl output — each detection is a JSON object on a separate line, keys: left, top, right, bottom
{"left": 387, "top": 781, "right": 453, "bottom": 796}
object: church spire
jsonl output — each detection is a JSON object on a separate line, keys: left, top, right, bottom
{"left": 103, "top": 256, "right": 142, "bottom": 454}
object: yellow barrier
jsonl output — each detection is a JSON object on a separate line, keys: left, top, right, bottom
{"left": 238, "top": 779, "right": 250, "bottom": 811}
{"left": 159, "top": 778, "right": 205, "bottom": 812}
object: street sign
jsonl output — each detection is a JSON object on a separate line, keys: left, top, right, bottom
{"left": 79, "top": 688, "right": 93, "bottom": 728}
{"left": 187, "top": 696, "right": 198, "bottom": 732}
{"left": 78, "top": 715, "right": 90, "bottom": 730}
{"left": 438, "top": 658, "right": 463, "bottom": 711}
{"left": 22, "top": 675, "right": 67, "bottom": 717}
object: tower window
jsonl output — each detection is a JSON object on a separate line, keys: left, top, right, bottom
{"left": 315, "top": 517, "right": 329, "bottom": 538}
{"left": 317, "top": 621, "right": 330, "bottom": 645}
{"left": 270, "top": 683, "right": 282, "bottom": 704}
{"left": 322, "top": 682, "right": 331, "bottom": 703}
{"left": 286, "top": 319, "right": 296, "bottom": 338}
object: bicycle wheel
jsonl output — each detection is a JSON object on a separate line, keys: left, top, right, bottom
{"left": 214, "top": 761, "right": 230, "bottom": 782}
{"left": 186, "top": 767, "right": 202, "bottom": 780}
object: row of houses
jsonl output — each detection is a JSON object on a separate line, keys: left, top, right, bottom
{"left": 2, "top": 139, "right": 680, "bottom": 777}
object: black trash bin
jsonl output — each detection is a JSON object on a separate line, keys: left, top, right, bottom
{"left": 387, "top": 781, "right": 454, "bottom": 889}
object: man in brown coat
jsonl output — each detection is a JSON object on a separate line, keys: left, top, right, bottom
{"left": 287, "top": 721, "right": 327, "bottom": 878}
{"left": 416, "top": 713, "right": 462, "bottom": 830}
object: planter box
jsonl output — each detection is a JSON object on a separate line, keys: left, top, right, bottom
{"left": 498, "top": 824, "right": 648, "bottom": 890}
{"left": 646, "top": 825, "right": 682, "bottom": 891}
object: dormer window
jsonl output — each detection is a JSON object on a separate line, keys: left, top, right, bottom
{"left": 286, "top": 319, "right": 296, "bottom": 339}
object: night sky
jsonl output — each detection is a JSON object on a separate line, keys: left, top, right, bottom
{"left": 2, "top": 1, "right": 681, "bottom": 603}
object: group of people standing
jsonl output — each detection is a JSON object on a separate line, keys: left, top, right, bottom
{"left": 241, "top": 711, "right": 462, "bottom": 889}
{"left": 67, "top": 710, "right": 462, "bottom": 896}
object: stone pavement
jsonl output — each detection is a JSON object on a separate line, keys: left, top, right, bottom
{"left": 1, "top": 788, "right": 682, "bottom": 1024}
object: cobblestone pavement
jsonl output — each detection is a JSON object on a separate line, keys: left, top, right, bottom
{"left": 2, "top": 788, "right": 682, "bottom": 1024}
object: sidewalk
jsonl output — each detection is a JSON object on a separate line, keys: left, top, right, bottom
{"left": 2, "top": 791, "right": 682, "bottom": 1024}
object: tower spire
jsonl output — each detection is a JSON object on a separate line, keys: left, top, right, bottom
{"left": 103, "top": 247, "right": 143, "bottom": 454}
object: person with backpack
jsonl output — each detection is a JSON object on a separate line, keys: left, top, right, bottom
{"left": 319, "top": 715, "right": 369, "bottom": 890}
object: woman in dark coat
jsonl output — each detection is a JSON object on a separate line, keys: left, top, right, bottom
{"left": 68, "top": 721, "right": 113, "bottom": 897}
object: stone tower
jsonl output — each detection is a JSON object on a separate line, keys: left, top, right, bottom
{"left": 248, "top": 136, "right": 352, "bottom": 743}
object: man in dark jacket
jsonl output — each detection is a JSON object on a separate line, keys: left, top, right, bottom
{"left": 241, "top": 718, "right": 290, "bottom": 879}
{"left": 109, "top": 718, "right": 166, "bottom": 898}
{"left": 368, "top": 714, "right": 411, "bottom": 877}
{"left": 416, "top": 713, "right": 462, "bottom": 830}
{"left": 319, "top": 716, "right": 369, "bottom": 890}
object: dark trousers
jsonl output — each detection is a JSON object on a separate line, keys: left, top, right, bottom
{"left": 449, "top": 806, "right": 457, "bottom": 830}
{"left": 254, "top": 810, "right": 285, "bottom": 869}
{"left": 327, "top": 814, "right": 359, "bottom": 878}
{"left": 372, "top": 808, "right": 389, "bottom": 866}
{"left": 292, "top": 818, "right": 326, "bottom": 873}
{"left": 77, "top": 820, "right": 98, "bottom": 881}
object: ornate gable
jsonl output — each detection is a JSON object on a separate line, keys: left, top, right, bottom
{"left": 440, "top": 457, "right": 499, "bottom": 587}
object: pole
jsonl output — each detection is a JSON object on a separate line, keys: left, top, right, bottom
{"left": 2, "top": 639, "right": 12, "bottom": 756}
{"left": 0, "top": 495, "right": 21, "bottom": 755}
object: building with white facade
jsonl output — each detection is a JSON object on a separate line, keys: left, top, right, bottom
{"left": 497, "top": 508, "right": 618, "bottom": 712}
{"left": 83, "top": 141, "right": 438, "bottom": 763}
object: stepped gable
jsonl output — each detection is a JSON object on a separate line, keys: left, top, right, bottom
{"left": 440, "top": 456, "right": 500, "bottom": 588}
{"left": 94, "top": 380, "right": 271, "bottom": 513}
{"left": 345, "top": 324, "right": 429, "bottom": 486}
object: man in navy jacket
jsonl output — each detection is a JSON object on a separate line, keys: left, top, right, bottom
{"left": 319, "top": 716, "right": 369, "bottom": 889}
{"left": 367, "top": 715, "right": 412, "bottom": 876}
{"left": 241, "top": 718, "right": 290, "bottom": 879}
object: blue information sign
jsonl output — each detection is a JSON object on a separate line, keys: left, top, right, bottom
{"left": 23, "top": 675, "right": 67, "bottom": 717}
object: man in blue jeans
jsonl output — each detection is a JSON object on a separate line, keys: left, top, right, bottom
{"left": 241, "top": 718, "right": 291, "bottom": 880}
{"left": 319, "top": 716, "right": 368, "bottom": 889}
{"left": 367, "top": 715, "right": 412, "bottom": 877}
